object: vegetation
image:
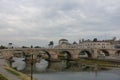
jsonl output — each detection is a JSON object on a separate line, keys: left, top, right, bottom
{"left": 93, "top": 38, "right": 97, "bottom": 42}
{"left": 48, "top": 41, "right": 54, "bottom": 48}
{"left": 75, "top": 59, "right": 120, "bottom": 68}
{"left": 30, "top": 45, "right": 33, "bottom": 48}
{"left": 22, "top": 46, "right": 29, "bottom": 48}
{"left": 4, "top": 66, "right": 36, "bottom": 80}
{"left": 5, "top": 68, "right": 20, "bottom": 76}
{"left": 34, "top": 46, "right": 41, "bottom": 48}
{"left": 0, "top": 45, "right": 7, "bottom": 49}
{"left": 0, "top": 74, "right": 8, "bottom": 80}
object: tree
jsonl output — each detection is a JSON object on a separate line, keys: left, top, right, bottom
{"left": 112, "top": 37, "right": 116, "bottom": 41}
{"left": 49, "top": 41, "right": 54, "bottom": 45}
{"left": 0, "top": 45, "right": 6, "bottom": 49}
{"left": 31, "top": 45, "right": 33, "bottom": 48}
{"left": 22, "top": 46, "right": 28, "bottom": 48}
{"left": 34, "top": 46, "right": 41, "bottom": 48}
{"left": 93, "top": 38, "right": 97, "bottom": 42}
{"left": 48, "top": 41, "right": 54, "bottom": 48}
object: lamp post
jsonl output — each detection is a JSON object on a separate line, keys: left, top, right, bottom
{"left": 30, "top": 54, "right": 34, "bottom": 80}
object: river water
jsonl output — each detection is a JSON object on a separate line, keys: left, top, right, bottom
{"left": 11, "top": 57, "right": 120, "bottom": 80}
{"left": 33, "top": 69, "right": 120, "bottom": 80}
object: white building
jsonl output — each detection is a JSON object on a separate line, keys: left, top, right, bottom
{"left": 78, "top": 41, "right": 114, "bottom": 49}
{"left": 55, "top": 38, "right": 119, "bottom": 49}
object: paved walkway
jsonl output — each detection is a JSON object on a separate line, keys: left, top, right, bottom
{"left": 0, "top": 59, "right": 21, "bottom": 80}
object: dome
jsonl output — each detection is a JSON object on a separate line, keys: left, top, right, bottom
{"left": 59, "top": 39, "right": 69, "bottom": 45}
{"left": 59, "top": 39, "right": 68, "bottom": 41}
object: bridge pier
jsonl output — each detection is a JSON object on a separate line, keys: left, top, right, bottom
{"left": 92, "top": 49, "right": 99, "bottom": 59}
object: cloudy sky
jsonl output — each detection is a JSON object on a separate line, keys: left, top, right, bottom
{"left": 0, "top": 0, "right": 120, "bottom": 47}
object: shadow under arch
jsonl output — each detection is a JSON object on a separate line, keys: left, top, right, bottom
{"left": 100, "top": 50, "right": 109, "bottom": 56}
{"left": 115, "top": 50, "right": 120, "bottom": 56}
{"left": 38, "top": 50, "right": 51, "bottom": 69}
{"left": 59, "top": 50, "right": 71, "bottom": 60}
{"left": 39, "top": 50, "right": 51, "bottom": 60}
{"left": 58, "top": 50, "right": 72, "bottom": 69}
{"left": 79, "top": 50, "right": 92, "bottom": 58}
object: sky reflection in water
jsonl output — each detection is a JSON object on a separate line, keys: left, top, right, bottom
{"left": 33, "top": 70, "right": 120, "bottom": 80}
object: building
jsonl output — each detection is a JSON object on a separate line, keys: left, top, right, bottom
{"left": 55, "top": 38, "right": 120, "bottom": 50}
{"left": 55, "top": 39, "right": 70, "bottom": 48}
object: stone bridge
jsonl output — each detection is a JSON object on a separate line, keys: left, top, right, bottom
{"left": 0, "top": 48, "right": 120, "bottom": 60}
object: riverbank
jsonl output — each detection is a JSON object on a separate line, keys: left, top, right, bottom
{"left": 0, "top": 59, "right": 20, "bottom": 80}
{"left": 4, "top": 66, "right": 32, "bottom": 80}
{"left": 0, "top": 74, "right": 8, "bottom": 80}
{"left": 0, "top": 59, "right": 37, "bottom": 80}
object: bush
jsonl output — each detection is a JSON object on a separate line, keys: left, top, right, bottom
{"left": 0, "top": 74, "right": 8, "bottom": 80}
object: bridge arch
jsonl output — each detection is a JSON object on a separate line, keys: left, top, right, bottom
{"left": 99, "top": 50, "right": 110, "bottom": 56}
{"left": 39, "top": 50, "right": 51, "bottom": 60}
{"left": 58, "top": 50, "right": 71, "bottom": 60}
{"left": 115, "top": 50, "right": 120, "bottom": 56}
{"left": 79, "top": 50, "right": 92, "bottom": 58}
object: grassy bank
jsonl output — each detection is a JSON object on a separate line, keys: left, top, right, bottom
{"left": 0, "top": 74, "right": 8, "bottom": 80}
{"left": 75, "top": 59, "right": 120, "bottom": 68}
{"left": 4, "top": 65, "right": 36, "bottom": 80}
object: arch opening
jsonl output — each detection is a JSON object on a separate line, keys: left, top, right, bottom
{"left": 39, "top": 50, "right": 51, "bottom": 60}
{"left": 115, "top": 50, "right": 120, "bottom": 56}
{"left": 99, "top": 50, "right": 109, "bottom": 57}
{"left": 79, "top": 50, "right": 92, "bottom": 58}
{"left": 59, "top": 51, "right": 71, "bottom": 60}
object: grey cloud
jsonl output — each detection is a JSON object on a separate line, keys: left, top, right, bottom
{"left": 0, "top": 0, "right": 120, "bottom": 46}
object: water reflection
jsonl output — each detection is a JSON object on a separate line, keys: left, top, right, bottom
{"left": 35, "top": 59, "right": 48, "bottom": 71}
{"left": 12, "top": 57, "right": 26, "bottom": 71}
{"left": 33, "top": 70, "right": 120, "bottom": 80}
{"left": 10, "top": 57, "right": 120, "bottom": 80}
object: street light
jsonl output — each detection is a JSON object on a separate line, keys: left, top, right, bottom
{"left": 30, "top": 54, "right": 34, "bottom": 80}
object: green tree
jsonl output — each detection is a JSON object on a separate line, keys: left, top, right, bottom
{"left": 0, "top": 45, "right": 6, "bottom": 49}
{"left": 31, "top": 45, "right": 33, "bottom": 48}
{"left": 93, "top": 38, "right": 97, "bottom": 42}
{"left": 34, "top": 46, "right": 41, "bottom": 48}
{"left": 48, "top": 41, "right": 54, "bottom": 48}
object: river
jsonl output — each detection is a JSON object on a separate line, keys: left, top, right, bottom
{"left": 10, "top": 57, "right": 120, "bottom": 80}
{"left": 33, "top": 69, "right": 120, "bottom": 80}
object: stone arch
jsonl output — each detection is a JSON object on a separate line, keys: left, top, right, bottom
{"left": 99, "top": 50, "right": 110, "bottom": 56}
{"left": 79, "top": 50, "right": 92, "bottom": 58}
{"left": 39, "top": 50, "right": 51, "bottom": 60}
{"left": 115, "top": 50, "right": 120, "bottom": 56}
{"left": 34, "top": 50, "right": 50, "bottom": 69}
{"left": 59, "top": 50, "right": 71, "bottom": 60}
